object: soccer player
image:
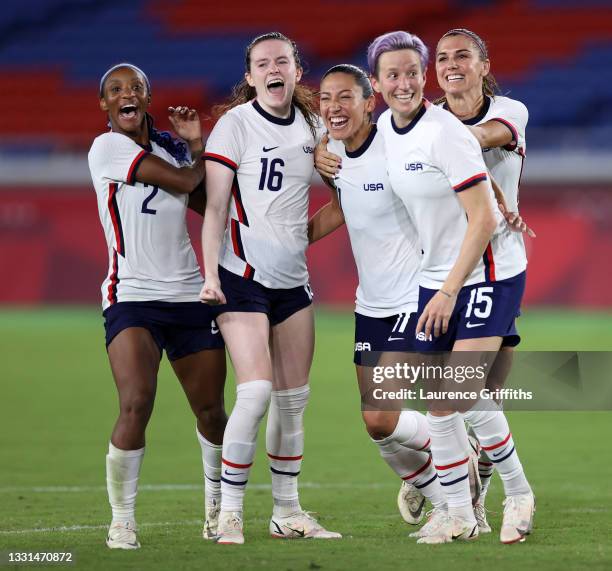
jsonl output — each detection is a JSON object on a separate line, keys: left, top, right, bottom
{"left": 200, "top": 32, "right": 341, "bottom": 544}
{"left": 89, "top": 63, "right": 227, "bottom": 550}
{"left": 310, "top": 64, "right": 451, "bottom": 527}
{"left": 369, "top": 31, "right": 535, "bottom": 545}
{"left": 435, "top": 27, "right": 532, "bottom": 535}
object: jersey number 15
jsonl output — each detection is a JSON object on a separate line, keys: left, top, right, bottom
{"left": 259, "top": 158, "right": 285, "bottom": 192}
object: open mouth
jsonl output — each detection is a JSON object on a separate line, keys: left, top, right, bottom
{"left": 119, "top": 104, "right": 138, "bottom": 119}
{"left": 446, "top": 74, "right": 464, "bottom": 82}
{"left": 329, "top": 116, "right": 349, "bottom": 130}
{"left": 394, "top": 93, "right": 415, "bottom": 103}
{"left": 266, "top": 78, "right": 285, "bottom": 95}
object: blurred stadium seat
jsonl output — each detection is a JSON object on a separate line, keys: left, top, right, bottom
{"left": 0, "top": 0, "right": 611, "bottom": 307}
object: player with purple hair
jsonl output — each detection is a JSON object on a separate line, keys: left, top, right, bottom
{"left": 364, "top": 30, "right": 535, "bottom": 545}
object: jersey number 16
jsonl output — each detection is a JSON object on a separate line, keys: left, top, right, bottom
{"left": 259, "top": 158, "right": 285, "bottom": 192}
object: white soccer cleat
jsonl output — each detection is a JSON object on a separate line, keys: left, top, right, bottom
{"left": 467, "top": 435, "right": 482, "bottom": 506}
{"left": 408, "top": 508, "right": 447, "bottom": 538}
{"left": 203, "top": 498, "right": 220, "bottom": 540}
{"left": 270, "top": 511, "right": 342, "bottom": 539}
{"left": 106, "top": 520, "right": 140, "bottom": 550}
{"left": 416, "top": 514, "right": 479, "bottom": 545}
{"left": 397, "top": 481, "right": 426, "bottom": 525}
{"left": 500, "top": 492, "right": 535, "bottom": 544}
{"left": 474, "top": 500, "right": 492, "bottom": 533}
{"left": 215, "top": 511, "right": 244, "bottom": 545}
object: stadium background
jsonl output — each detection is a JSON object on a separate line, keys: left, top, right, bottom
{"left": 1, "top": 1, "right": 611, "bottom": 570}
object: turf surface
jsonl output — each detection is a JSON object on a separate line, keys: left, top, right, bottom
{"left": 1, "top": 307, "right": 611, "bottom": 570}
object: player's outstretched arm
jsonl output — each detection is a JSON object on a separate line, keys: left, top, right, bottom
{"left": 200, "top": 160, "right": 232, "bottom": 305}
{"left": 308, "top": 187, "right": 345, "bottom": 244}
{"left": 416, "top": 181, "right": 496, "bottom": 339}
{"left": 468, "top": 120, "right": 514, "bottom": 149}
{"left": 489, "top": 173, "right": 536, "bottom": 237}
{"left": 135, "top": 153, "right": 205, "bottom": 195}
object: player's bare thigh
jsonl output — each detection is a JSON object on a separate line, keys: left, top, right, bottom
{"left": 216, "top": 311, "right": 272, "bottom": 383}
{"left": 269, "top": 305, "right": 314, "bottom": 391}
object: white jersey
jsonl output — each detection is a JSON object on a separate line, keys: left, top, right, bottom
{"left": 327, "top": 125, "right": 420, "bottom": 317}
{"left": 204, "top": 100, "right": 318, "bottom": 288}
{"left": 88, "top": 132, "right": 203, "bottom": 310}
{"left": 440, "top": 95, "right": 528, "bottom": 262}
{"left": 378, "top": 102, "right": 526, "bottom": 289}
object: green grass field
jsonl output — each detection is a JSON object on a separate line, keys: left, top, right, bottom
{"left": 1, "top": 307, "right": 611, "bottom": 570}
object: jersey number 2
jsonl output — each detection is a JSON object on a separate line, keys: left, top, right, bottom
{"left": 141, "top": 184, "right": 158, "bottom": 215}
{"left": 259, "top": 158, "right": 285, "bottom": 191}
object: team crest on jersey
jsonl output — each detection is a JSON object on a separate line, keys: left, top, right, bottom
{"left": 363, "top": 183, "right": 384, "bottom": 191}
{"left": 303, "top": 145, "right": 314, "bottom": 154}
{"left": 404, "top": 163, "right": 423, "bottom": 171}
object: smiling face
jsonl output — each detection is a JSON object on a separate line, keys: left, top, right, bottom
{"left": 319, "top": 72, "right": 375, "bottom": 143}
{"left": 245, "top": 39, "right": 302, "bottom": 117}
{"left": 371, "top": 49, "right": 426, "bottom": 125}
{"left": 435, "top": 34, "right": 490, "bottom": 97}
{"left": 99, "top": 66, "right": 150, "bottom": 136}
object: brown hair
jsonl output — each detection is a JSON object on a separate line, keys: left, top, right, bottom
{"left": 434, "top": 28, "right": 501, "bottom": 106}
{"left": 213, "top": 32, "right": 318, "bottom": 137}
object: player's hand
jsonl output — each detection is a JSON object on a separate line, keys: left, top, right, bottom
{"left": 199, "top": 277, "right": 226, "bottom": 305}
{"left": 168, "top": 106, "right": 202, "bottom": 152}
{"left": 416, "top": 291, "right": 457, "bottom": 339}
{"left": 315, "top": 134, "right": 342, "bottom": 179}
{"left": 498, "top": 203, "right": 536, "bottom": 238}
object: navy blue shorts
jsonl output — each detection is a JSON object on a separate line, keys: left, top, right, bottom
{"left": 103, "top": 301, "right": 224, "bottom": 361}
{"left": 354, "top": 311, "right": 418, "bottom": 365}
{"left": 216, "top": 265, "right": 313, "bottom": 326}
{"left": 414, "top": 271, "right": 525, "bottom": 352}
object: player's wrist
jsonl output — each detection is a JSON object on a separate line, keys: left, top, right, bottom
{"left": 188, "top": 137, "right": 204, "bottom": 155}
{"left": 439, "top": 287, "right": 458, "bottom": 299}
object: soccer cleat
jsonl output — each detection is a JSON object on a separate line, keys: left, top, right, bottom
{"left": 408, "top": 508, "right": 447, "bottom": 538}
{"left": 416, "top": 514, "right": 479, "bottom": 545}
{"left": 106, "top": 520, "right": 140, "bottom": 550}
{"left": 270, "top": 511, "right": 342, "bottom": 539}
{"left": 215, "top": 511, "right": 244, "bottom": 545}
{"left": 397, "top": 481, "right": 426, "bottom": 525}
{"left": 467, "top": 435, "right": 482, "bottom": 506}
{"left": 474, "top": 500, "right": 492, "bottom": 533}
{"left": 202, "top": 498, "right": 220, "bottom": 540}
{"left": 500, "top": 492, "right": 535, "bottom": 544}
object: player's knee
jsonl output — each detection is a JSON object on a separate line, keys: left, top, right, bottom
{"left": 362, "top": 411, "right": 395, "bottom": 440}
{"left": 119, "top": 391, "right": 155, "bottom": 424}
{"left": 197, "top": 403, "right": 227, "bottom": 434}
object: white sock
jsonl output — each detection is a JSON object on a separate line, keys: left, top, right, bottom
{"left": 196, "top": 428, "right": 222, "bottom": 510}
{"left": 220, "top": 380, "right": 272, "bottom": 512}
{"left": 106, "top": 442, "right": 144, "bottom": 523}
{"left": 266, "top": 385, "right": 309, "bottom": 517}
{"left": 374, "top": 429, "right": 446, "bottom": 510}
{"left": 427, "top": 412, "right": 475, "bottom": 522}
{"left": 396, "top": 409, "right": 432, "bottom": 452}
{"left": 464, "top": 399, "right": 531, "bottom": 497}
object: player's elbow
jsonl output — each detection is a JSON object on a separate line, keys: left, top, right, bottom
{"left": 481, "top": 209, "right": 497, "bottom": 237}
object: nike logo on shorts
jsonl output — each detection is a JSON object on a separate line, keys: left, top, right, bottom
{"left": 465, "top": 322, "right": 485, "bottom": 329}
{"left": 387, "top": 337, "right": 405, "bottom": 341}
{"left": 262, "top": 145, "right": 279, "bottom": 152}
